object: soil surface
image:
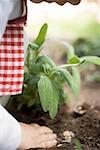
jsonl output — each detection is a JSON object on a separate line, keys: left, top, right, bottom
{"left": 6, "top": 81, "right": 100, "bottom": 150}
{"left": 7, "top": 102, "right": 100, "bottom": 150}
{"left": 69, "top": 81, "right": 100, "bottom": 112}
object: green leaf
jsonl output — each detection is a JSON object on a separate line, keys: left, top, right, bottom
{"left": 28, "top": 76, "right": 40, "bottom": 88}
{"left": 74, "top": 139, "right": 83, "bottom": 150}
{"left": 24, "top": 73, "right": 33, "bottom": 82}
{"left": 24, "top": 66, "right": 29, "bottom": 73}
{"left": 72, "top": 67, "right": 80, "bottom": 95}
{"left": 62, "top": 42, "right": 75, "bottom": 60}
{"left": 81, "top": 56, "right": 100, "bottom": 65}
{"left": 42, "top": 64, "right": 52, "bottom": 74}
{"left": 27, "top": 51, "right": 33, "bottom": 66}
{"left": 69, "top": 56, "right": 81, "bottom": 64}
{"left": 57, "top": 69, "right": 77, "bottom": 95}
{"left": 36, "top": 55, "right": 56, "bottom": 67}
{"left": 59, "top": 89, "right": 67, "bottom": 105}
{"left": 53, "top": 72, "right": 65, "bottom": 87}
{"left": 28, "top": 42, "right": 39, "bottom": 51}
{"left": 29, "top": 62, "right": 42, "bottom": 74}
{"left": 34, "top": 23, "right": 48, "bottom": 47}
{"left": 38, "top": 75, "right": 53, "bottom": 112}
{"left": 52, "top": 64, "right": 78, "bottom": 71}
{"left": 49, "top": 83, "right": 59, "bottom": 119}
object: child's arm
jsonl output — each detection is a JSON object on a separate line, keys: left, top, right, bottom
{"left": 0, "top": 1, "right": 22, "bottom": 149}
{"left": 0, "top": 105, "right": 21, "bottom": 150}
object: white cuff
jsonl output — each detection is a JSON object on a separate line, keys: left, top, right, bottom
{"left": 0, "top": 105, "right": 21, "bottom": 150}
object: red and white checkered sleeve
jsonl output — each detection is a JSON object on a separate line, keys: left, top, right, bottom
{"left": 0, "top": 105, "right": 21, "bottom": 150}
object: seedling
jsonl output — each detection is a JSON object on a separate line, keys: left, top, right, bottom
{"left": 15, "top": 23, "right": 100, "bottom": 119}
{"left": 23, "top": 23, "right": 81, "bottom": 119}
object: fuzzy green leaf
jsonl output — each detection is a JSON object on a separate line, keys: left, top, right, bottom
{"left": 69, "top": 56, "right": 81, "bottom": 64}
{"left": 74, "top": 139, "right": 83, "bottom": 150}
{"left": 81, "top": 56, "right": 100, "bottom": 65}
{"left": 72, "top": 67, "right": 80, "bottom": 95}
{"left": 62, "top": 42, "right": 75, "bottom": 60}
{"left": 28, "top": 76, "right": 40, "bottom": 88}
{"left": 42, "top": 64, "right": 52, "bottom": 74}
{"left": 58, "top": 69, "right": 77, "bottom": 95}
{"left": 29, "top": 62, "right": 42, "bottom": 74}
{"left": 52, "top": 63, "right": 79, "bottom": 71}
{"left": 34, "top": 23, "right": 48, "bottom": 47}
{"left": 28, "top": 42, "right": 39, "bottom": 51}
{"left": 24, "top": 73, "right": 33, "bottom": 82}
{"left": 36, "top": 55, "right": 56, "bottom": 67}
{"left": 38, "top": 75, "right": 53, "bottom": 112}
{"left": 59, "top": 89, "right": 68, "bottom": 105}
{"left": 27, "top": 51, "right": 33, "bottom": 67}
{"left": 49, "top": 83, "right": 59, "bottom": 119}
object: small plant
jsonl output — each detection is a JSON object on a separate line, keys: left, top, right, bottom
{"left": 22, "top": 23, "right": 82, "bottom": 119}
{"left": 13, "top": 23, "right": 100, "bottom": 119}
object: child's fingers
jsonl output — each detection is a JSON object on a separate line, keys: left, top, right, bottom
{"left": 38, "top": 126, "right": 53, "bottom": 134}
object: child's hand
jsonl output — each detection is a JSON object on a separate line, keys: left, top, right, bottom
{"left": 19, "top": 123, "right": 57, "bottom": 149}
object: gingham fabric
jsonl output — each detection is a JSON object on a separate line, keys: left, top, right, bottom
{"left": 0, "top": 24, "right": 24, "bottom": 96}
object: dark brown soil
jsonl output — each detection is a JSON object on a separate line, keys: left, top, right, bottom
{"left": 6, "top": 100, "right": 100, "bottom": 150}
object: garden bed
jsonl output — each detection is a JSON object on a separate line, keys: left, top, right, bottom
{"left": 6, "top": 81, "right": 100, "bottom": 150}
